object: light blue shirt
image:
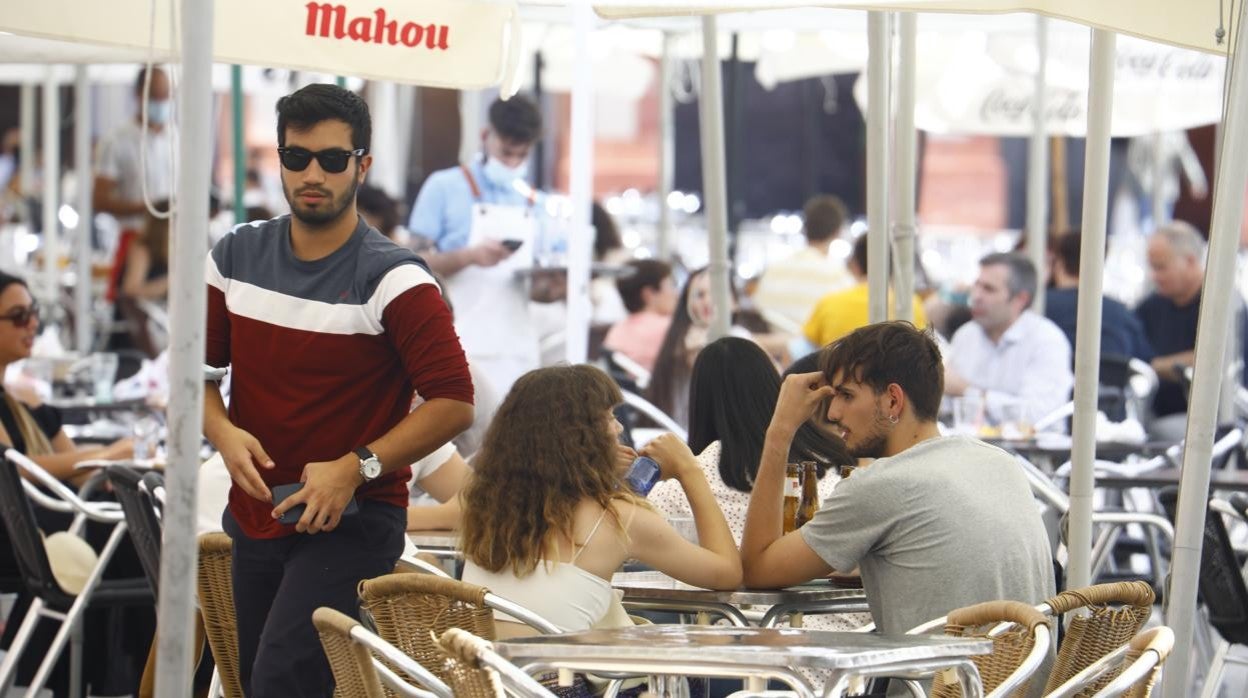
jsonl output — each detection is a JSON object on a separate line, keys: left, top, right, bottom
{"left": 407, "top": 158, "right": 534, "bottom": 253}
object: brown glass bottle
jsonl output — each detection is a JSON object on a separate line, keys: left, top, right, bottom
{"left": 782, "top": 462, "right": 802, "bottom": 533}
{"left": 796, "top": 461, "right": 820, "bottom": 527}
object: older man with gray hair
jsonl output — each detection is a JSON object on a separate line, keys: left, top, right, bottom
{"left": 945, "top": 252, "right": 1074, "bottom": 429}
{"left": 1136, "top": 220, "right": 1247, "bottom": 438}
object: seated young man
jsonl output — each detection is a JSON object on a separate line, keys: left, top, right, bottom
{"left": 741, "top": 321, "right": 1055, "bottom": 638}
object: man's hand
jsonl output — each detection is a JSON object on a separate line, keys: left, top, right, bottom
{"left": 469, "top": 239, "right": 514, "bottom": 268}
{"left": 214, "top": 425, "right": 275, "bottom": 503}
{"left": 641, "top": 433, "right": 698, "bottom": 481}
{"left": 272, "top": 453, "right": 361, "bottom": 534}
{"left": 770, "top": 372, "right": 835, "bottom": 437}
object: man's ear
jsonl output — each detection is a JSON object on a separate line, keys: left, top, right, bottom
{"left": 357, "top": 154, "right": 373, "bottom": 182}
{"left": 886, "top": 383, "right": 906, "bottom": 414}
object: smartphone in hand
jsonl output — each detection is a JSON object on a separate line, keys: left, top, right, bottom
{"left": 500, "top": 239, "right": 524, "bottom": 252}
{"left": 272, "top": 482, "right": 359, "bottom": 526}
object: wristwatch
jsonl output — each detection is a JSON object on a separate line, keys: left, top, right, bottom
{"left": 354, "top": 447, "right": 383, "bottom": 482}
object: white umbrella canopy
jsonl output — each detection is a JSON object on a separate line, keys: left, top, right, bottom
{"left": 592, "top": 0, "right": 1231, "bottom": 55}
{"left": 0, "top": 0, "right": 524, "bottom": 91}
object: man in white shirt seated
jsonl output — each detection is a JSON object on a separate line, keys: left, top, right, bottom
{"left": 945, "top": 252, "right": 1073, "bottom": 429}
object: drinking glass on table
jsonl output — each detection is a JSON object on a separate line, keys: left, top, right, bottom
{"left": 90, "top": 353, "right": 119, "bottom": 403}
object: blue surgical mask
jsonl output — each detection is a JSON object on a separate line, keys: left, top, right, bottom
{"left": 482, "top": 156, "right": 527, "bottom": 188}
{"left": 147, "top": 100, "right": 171, "bottom": 125}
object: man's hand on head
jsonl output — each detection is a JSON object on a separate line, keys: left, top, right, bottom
{"left": 771, "top": 372, "right": 835, "bottom": 437}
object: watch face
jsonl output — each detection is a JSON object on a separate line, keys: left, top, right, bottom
{"left": 362, "top": 458, "right": 382, "bottom": 479}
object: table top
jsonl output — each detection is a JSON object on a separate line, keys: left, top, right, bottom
{"left": 495, "top": 625, "right": 991, "bottom": 670}
{"left": 612, "top": 570, "right": 865, "bottom": 605}
{"left": 46, "top": 396, "right": 150, "bottom": 413}
{"left": 1095, "top": 467, "right": 1248, "bottom": 493}
{"left": 407, "top": 529, "right": 459, "bottom": 548}
{"left": 987, "top": 438, "right": 1173, "bottom": 462}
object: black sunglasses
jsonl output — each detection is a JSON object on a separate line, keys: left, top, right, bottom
{"left": 277, "top": 147, "right": 367, "bottom": 174}
{"left": 0, "top": 302, "right": 39, "bottom": 328}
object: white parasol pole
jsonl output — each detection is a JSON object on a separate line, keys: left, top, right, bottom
{"left": 892, "top": 12, "right": 917, "bottom": 322}
{"left": 658, "top": 31, "right": 676, "bottom": 261}
{"left": 700, "top": 15, "right": 732, "bottom": 341}
{"left": 1027, "top": 16, "right": 1050, "bottom": 315}
{"left": 866, "top": 11, "right": 891, "bottom": 324}
{"left": 74, "top": 66, "right": 92, "bottom": 353}
{"left": 1067, "top": 27, "right": 1116, "bottom": 592}
{"left": 153, "top": 0, "right": 211, "bottom": 692}
{"left": 1162, "top": 1, "right": 1248, "bottom": 694}
{"left": 564, "top": 1, "right": 594, "bottom": 364}
{"left": 41, "top": 69, "right": 60, "bottom": 308}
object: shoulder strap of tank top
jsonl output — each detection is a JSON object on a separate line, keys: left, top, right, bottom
{"left": 571, "top": 509, "right": 611, "bottom": 563}
{"left": 459, "top": 164, "right": 482, "bottom": 201}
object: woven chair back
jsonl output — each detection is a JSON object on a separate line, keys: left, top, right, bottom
{"left": 359, "top": 573, "right": 495, "bottom": 685}
{"left": 1041, "top": 581, "right": 1154, "bottom": 696}
{"left": 197, "top": 532, "right": 244, "bottom": 698}
{"left": 313, "top": 607, "right": 387, "bottom": 698}
{"left": 930, "top": 601, "right": 1051, "bottom": 698}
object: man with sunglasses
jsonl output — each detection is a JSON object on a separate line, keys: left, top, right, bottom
{"left": 408, "top": 94, "right": 545, "bottom": 397}
{"left": 203, "top": 84, "right": 474, "bottom": 698}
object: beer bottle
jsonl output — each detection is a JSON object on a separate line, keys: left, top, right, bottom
{"left": 782, "top": 463, "right": 802, "bottom": 533}
{"left": 797, "top": 461, "right": 820, "bottom": 527}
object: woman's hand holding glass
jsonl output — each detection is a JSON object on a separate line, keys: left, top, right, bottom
{"left": 640, "top": 433, "right": 697, "bottom": 481}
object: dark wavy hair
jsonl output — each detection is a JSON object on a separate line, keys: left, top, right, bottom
{"left": 645, "top": 268, "right": 703, "bottom": 420}
{"left": 276, "top": 83, "right": 371, "bottom": 151}
{"left": 819, "top": 321, "right": 945, "bottom": 421}
{"left": 460, "top": 365, "right": 634, "bottom": 576}
{"left": 690, "top": 338, "right": 850, "bottom": 492}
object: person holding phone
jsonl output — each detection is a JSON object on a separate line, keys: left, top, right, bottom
{"left": 203, "top": 84, "right": 474, "bottom": 698}
{"left": 408, "top": 95, "right": 545, "bottom": 398}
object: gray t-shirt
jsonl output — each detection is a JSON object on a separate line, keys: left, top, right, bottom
{"left": 801, "top": 435, "right": 1055, "bottom": 636}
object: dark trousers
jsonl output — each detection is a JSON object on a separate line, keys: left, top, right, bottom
{"left": 223, "top": 501, "right": 405, "bottom": 698}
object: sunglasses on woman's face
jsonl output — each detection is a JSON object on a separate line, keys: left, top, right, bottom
{"left": 276, "top": 146, "right": 367, "bottom": 174}
{"left": 0, "top": 303, "right": 39, "bottom": 328}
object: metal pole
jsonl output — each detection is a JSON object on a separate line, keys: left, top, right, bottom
{"left": 231, "top": 65, "right": 245, "bottom": 223}
{"left": 1163, "top": 1, "right": 1248, "bottom": 694}
{"left": 1027, "top": 17, "right": 1050, "bottom": 315}
{"left": 73, "top": 66, "right": 92, "bottom": 354}
{"left": 368, "top": 82, "right": 402, "bottom": 198}
{"left": 458, "top": 90, "right": 483, "bottom": 166}
{"left": 892, "top": 13, "right": 917, "bottom": 322}
{"left": 700, "top": 16, "right": 732, "bottom": 342}
{"left": 1067, "top": 28, "right": 1116, "bottom": 592}
{"left": 19, "top": 84, "right": 35, "bottom": 223}
{"left": 533, "top": 51, "right": 545, "bottom": 190}
{"left": 41, "top": 70, "right": 61, "bottom": 308}
{"left": 563, "top": 1, "right": 594, "bottom": 364}
{"left": 657, "top": 32, "right": 675, "bottom": 261}
{"left": 153, "top": 0, "right": 212, "bottom": 692}
{"left": 866, "top": 11, "right": 891, "bottom": 324}
{"left": 1150, "top": 132, "right": 1167, "bottom": 227}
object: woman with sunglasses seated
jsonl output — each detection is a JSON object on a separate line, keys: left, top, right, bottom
{"left": 460, "top": 365, "right": 741, "bottom": 640}
{"left": 0, "top": 272, "right": 133, "bottom": 485}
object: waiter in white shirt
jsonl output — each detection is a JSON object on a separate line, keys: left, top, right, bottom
{"left": 408, "top": 95, "right": 546, "bottom": 397}
{"left": 93, "top": 66, "right": 175, "bottom": 238}
{"left": 945, "top": 252, "right": 1074, "bottom": 429}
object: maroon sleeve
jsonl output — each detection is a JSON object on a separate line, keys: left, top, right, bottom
{"left": 205, "top": 284, "right": 230, "bottom": 368}
{"left": 381, "top": 283, "right": 474, "bottom": 404}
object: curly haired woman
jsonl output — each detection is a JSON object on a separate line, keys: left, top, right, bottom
{"left": 460, "top": 365, "right": 741, "bottom": 638}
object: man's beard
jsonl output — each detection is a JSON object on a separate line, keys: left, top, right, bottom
{"left": 847, "top": 406, "right": 893, "bottom": 459}
{"left": 285, "top": 171, "right": 358, "bottom": 227}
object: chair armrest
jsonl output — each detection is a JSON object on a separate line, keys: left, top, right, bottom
{"left": 7, "top": 449, "right": 124, "bottom": 523}
{"left": 484, "top": 593, "right": 563, "bottom": 635}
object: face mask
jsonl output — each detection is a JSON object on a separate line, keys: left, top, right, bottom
{"left": 146, "top": 100, "right": 171, "bottom": 125}
{"left": 482, "top": 156, "right": 527, "bottom": 188}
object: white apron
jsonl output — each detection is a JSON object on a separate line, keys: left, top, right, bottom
{"left": 445, "top": 165, "right": 539, "bottom": 397}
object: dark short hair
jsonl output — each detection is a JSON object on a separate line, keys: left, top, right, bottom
{"left": 488, "top": 95, "right": 543, "bottom": 144}
{"left": 134, "top": 66, "right": 165, "bottom": 95}
{"left": 1055, "top": 230, "right": 1081, "bottom": 277}
{"left": 276, "top": 84, "right": 371, "bottom": 151}
{"left": 851, "top": 233, "right": 869, "bottom": 274}
{"left": 356, "top": 184, "right": 398, "bottom": 235}
{"left": 802, "top": 195, "right": 847, "bottom": 243}
{"left": 819, "top": 321, "right": 944, "bottom": 421}
{"left": 0, "top": 271, "right": 27, "bottom": 298}
{"left": 617, "top": 259, "right": 672, "bottom": 314}
{"left": 980, "top": 252, "right": 1037, "bottom": 307}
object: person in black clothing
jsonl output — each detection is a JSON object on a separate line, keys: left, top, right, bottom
{"left": 1136, "top": 221, "right": 1248, "bottom": 439}
{"left": 1044, "top": 230, "right": 1153, "bottom": 363}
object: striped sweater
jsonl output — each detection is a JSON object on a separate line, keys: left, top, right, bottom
{"left": 205, "top": 215, "right": 473, "bottom": 539}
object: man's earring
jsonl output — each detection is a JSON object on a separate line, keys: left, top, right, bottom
{"left": 888, "top": 414, "right": 900, "bottom": 425}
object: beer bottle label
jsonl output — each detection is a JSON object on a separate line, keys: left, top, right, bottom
{"left": 784, "top": 476, "right": 800, "bottom": 497}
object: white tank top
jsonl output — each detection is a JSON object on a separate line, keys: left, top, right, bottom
{"left": 462, "top": 512, "right": 614, "bottom": 632}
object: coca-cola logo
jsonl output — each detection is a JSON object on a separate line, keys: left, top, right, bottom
{"left": 305, "top": 2, "right": 450, "bottom": 50}
{"left": 979, "top": 86, "right": 1083, "bottom": 125}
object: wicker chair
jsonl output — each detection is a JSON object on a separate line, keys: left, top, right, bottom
{"left": 1044, "top": 626, "right": 1173, "bottom": 698}
{"left": 1040, "top": 581, "right": 1155, "bottom": 696}
{"left": 437, "top": 627, "right": 557, "bottom": 698}
{"left": 313, "top": 607, "right": 454, "bottom": 698}
{"left": 198, "top": 532, "right": 244, "bottom": 698}
{"left": 930, "top": 601, "right": 1053, "bottom": 698}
